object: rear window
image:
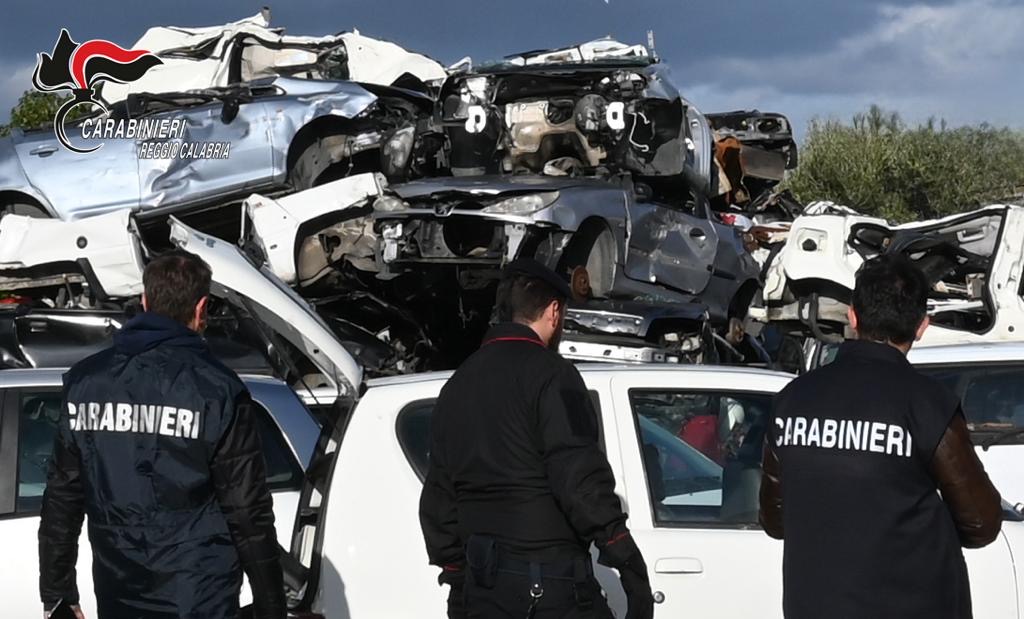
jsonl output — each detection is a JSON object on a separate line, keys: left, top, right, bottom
{"left": 396, "top": 399, "right": 436, "bottom": 480}
{"left": 396, "top": 391, "right": 605, "bottom": 481}
{"left": 917, "top": 363, "right": 1024, "bottom": 441}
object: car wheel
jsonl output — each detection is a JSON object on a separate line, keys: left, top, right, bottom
{"left": 1, "top": 201, "right": 48, "bottom": 219}
{"left": 288, "top": 134, "right": 353, "bottom": 190}
{"left": 562, "top": 222, "right": 617, "bottom": 299}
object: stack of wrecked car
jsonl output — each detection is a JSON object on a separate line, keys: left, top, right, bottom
{"left": 0, "top": 28, "right": 796, "bottom": 373}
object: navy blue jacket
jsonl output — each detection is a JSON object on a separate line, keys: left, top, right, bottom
{"left": 38, "top": 313, "right": 285, "bottom": 619}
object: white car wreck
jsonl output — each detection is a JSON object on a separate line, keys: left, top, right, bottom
{"left": 101, "top": 10, "right": 447, "bottom": 104}
{"left": 753, "top": 204, "right": 1024, "bottom": 347}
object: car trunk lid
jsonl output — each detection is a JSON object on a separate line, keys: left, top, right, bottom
{"left": 168, "top": 217, "right": 363, "bottom": 400}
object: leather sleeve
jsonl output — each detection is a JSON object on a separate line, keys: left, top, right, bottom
{"left": 38, "top": 423, "right": 85, "bottom": 610}
{"left": 419, "top": 419, "right": 466, "bottom": 583}
{"left": 210, "top": 397, "right": 286, "bottom": 619}
{"left": 929, "top": 410, "right": 1002, "bottom": 549}
{"left": 758, "top": 441, "right": 784, "bottom": 540}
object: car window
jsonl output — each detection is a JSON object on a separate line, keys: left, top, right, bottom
{"left": 16, "top": 390, "right": 62, "bottom": 513}
{"left": 250, "top": 401, "right": 304, "bottom": 492}
{"left": 397, "top": 391, "right": 606, "bottom": 481}
{"left": 397, "top": 399, "right": 435, "bottom": 481}
{"left": 918, "top": 363, "right": 1024, "bottom": 438}
{"left": 14, "top": 391, "right": 301, "bottom": 515}
{"left": 628, "top": 389, "right": 772, "bottom": 526}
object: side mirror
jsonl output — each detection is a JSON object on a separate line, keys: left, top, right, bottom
{"left": 221, "top": 99, "right": 240, "bottom": 124}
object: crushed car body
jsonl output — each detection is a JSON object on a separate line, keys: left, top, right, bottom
{"left": 438, "top": 39, "right": 715, "bottom": 195}
{"left": 752, "top": 204, "right": 1024, "bottom": 347}
{"left": 101, "top": 11, "right": 447, "bottom": 104}
{"left": 241, "top": 172, "right": 762, "bottom": 370}
{"left": 707, "top": 110, "right": 798, "bottom": 211}
{"left": 0, "top": 211, "right": 362, "bottom": 400}
{"left": 0, "top": 75, "right": 436, "bottom": 220}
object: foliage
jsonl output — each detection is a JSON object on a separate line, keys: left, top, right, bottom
{"left": 784, "top": 105, "right": 1024, "bottom": 222}
{"left": 0, "top": 90, "right": 93, "bottom": 137}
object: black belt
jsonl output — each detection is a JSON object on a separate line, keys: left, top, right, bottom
{"left": 496, "top": 555, "right": 593, "bottom": 581}
{"left": 465, "top": 535, "right": 598, "bottom": 617}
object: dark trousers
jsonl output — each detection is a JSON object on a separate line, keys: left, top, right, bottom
{"left": 459, "top": 536, "right": 613, "bottom": 619}
{"left": 464, "top": 569, "right": 613, "bottom": 619}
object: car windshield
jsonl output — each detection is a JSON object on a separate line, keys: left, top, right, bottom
{"left": 917, "top": 363, "right": 1024, "bottom": 440}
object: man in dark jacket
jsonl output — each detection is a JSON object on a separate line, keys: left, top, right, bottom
{"left": 759, "top": 253, "right": 1002, "bottom": 619}
{"left": 419, "top": 259, "right": 653, "bottom": 619}
{"left": 39, "top": 250, "right": 285, "bottom": 619}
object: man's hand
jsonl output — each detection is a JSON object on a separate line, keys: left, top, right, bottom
{"left": 619, "top": 567, "right": 654, "bottom": 619}
{"left": 43, "top": 605, "right": 85, "bottom": 619}
{"left": 446, "top": 581, "right": 466, "bottom": 619}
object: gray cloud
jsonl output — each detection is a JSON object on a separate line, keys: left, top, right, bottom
{"left": 0, "top": 0, "right": 1017, "bottom": 136}
{"left": 684, "top": 0, "right": 1024, "bottom": 133}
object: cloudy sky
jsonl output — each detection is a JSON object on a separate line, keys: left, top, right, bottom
{"left": 3, "top": 0, "right": 1021, "bottom": 137}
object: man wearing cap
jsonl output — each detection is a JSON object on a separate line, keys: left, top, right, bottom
{"left": 419, "top": 259, "right": 653, "bottom": 619}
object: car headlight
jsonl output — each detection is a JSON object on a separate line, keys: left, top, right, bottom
{"left": 481, "top": 192, "right": 558, "bottom": 215}
{"left": 373, "top": 196, "right": 409, "bottom": 212}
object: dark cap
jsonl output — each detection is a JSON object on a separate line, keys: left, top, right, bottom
{"left": 502, "top": 258, "right": 572, "bottom": 300}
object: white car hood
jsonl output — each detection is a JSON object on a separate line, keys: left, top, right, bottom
{"left": 170, "top": 218, "right": 362, "bottom": 398}
{"left": 103, "top": 12, "right": 446, "bottom": 103}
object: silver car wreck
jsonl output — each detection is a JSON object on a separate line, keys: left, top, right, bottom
{"left": 242, "top": 172, "right": 762, "bottom": 370}
{"left": 0, "top": 12, "right": 447, "bottom": 221}
{"left": 0, "top": 76, "right": 438, "bottom": 221}
{"left": 438, "top": 40, "right": 715, "bottom": 196}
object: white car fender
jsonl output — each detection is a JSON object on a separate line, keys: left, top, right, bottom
{"left": 243, "top": 172, "right": 387, "bottom": 284}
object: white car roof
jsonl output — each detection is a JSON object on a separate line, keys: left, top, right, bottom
{"left": 0, "top": 367, "right": 290, "bottom": 389}
{"left": 365, "top": 363, "right": 794, "bottom": 389}
{"left": 909, "top": 341, "right": 1024, "bottom": 365}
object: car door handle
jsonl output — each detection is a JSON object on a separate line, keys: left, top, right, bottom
{"left": 654, "top": 557, "right": 704, "bottom": 574}
{"left": 688, "top": 228, "right": 706, "bottom": 239}
{"left": 29, "top": 145, "right": 58, "bottom": 157}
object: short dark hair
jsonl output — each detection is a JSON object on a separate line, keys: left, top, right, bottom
{"left": 143, "top": 250, "right": 212, "bottom": 324}
{"left": 495, "top": 274, "right": 567, "bottom": 323}
{"left": 851, "top": 253, "right": 929, "bottom": 344}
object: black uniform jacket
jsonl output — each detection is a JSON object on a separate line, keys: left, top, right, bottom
{"left": 38, "top": 312, "right": 285, "bottom": 619}
{"left": 759, "top": 339, "right": 1001, "bottom": 619}
{"left": 420, "top": 322, "right": 630, "bottom": 571}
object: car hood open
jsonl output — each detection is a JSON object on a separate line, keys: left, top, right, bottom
{"left": 168, "top": 217, "right": 362, "bottom": 399}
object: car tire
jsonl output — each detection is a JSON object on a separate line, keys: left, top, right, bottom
{"left": 1, "top": 201, "right": 49, "bottom": 219}
{"left": 561, "top": 222, "right": 617, "bottom": 299}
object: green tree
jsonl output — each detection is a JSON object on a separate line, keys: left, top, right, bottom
{"left": 785, "top": 105, "right": 1024, "bottom": 222}
{"left": 0, "top": 90, "right": 93, "bottom": 137}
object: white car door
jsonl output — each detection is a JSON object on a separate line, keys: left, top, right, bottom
{"left": 0, "top": 379, "right": 308, "bottom": 616}
{"left": 0, "top": 383, "right": 99, "bottom": 618}
{"left": 605, "top": 368, "right": 1019, "bottom": 619}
